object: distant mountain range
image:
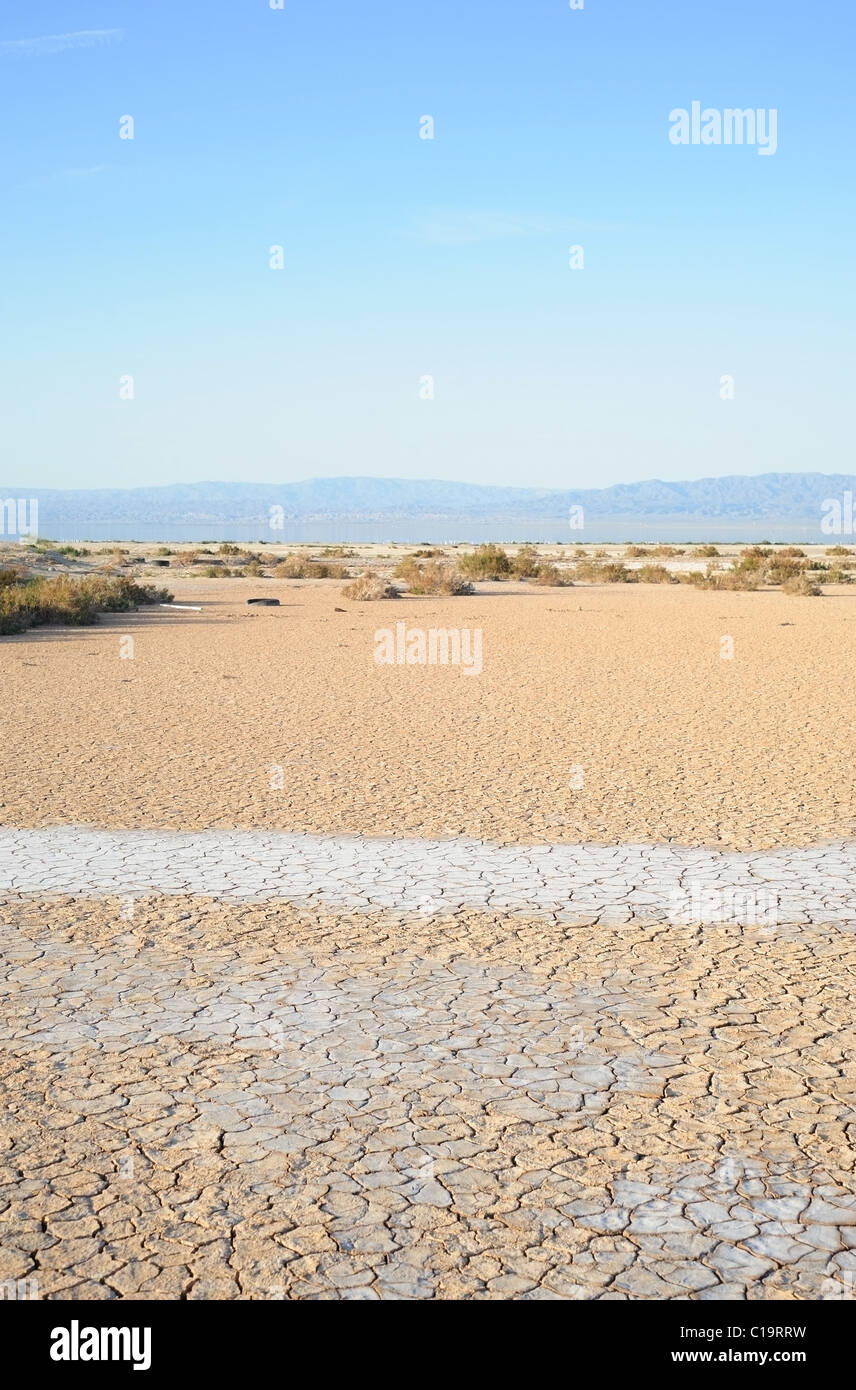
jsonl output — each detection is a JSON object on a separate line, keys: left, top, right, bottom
{"left": 5, "top": 473, "right": 855, "bottom": 527}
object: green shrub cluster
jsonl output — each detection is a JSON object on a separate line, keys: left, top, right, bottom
{"left": 0, "top": 573, "right": 173, "bottom": 636}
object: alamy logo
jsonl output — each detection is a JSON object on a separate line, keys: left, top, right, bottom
{"left": 820, "top": 1270, "right": 855, "bottom": 1299}
{"left": 0, "top": 497, "right": 38, "bottom": 537}
{"left": 374, "top": 621, "right": 482, "bottom": 675}
{"left": 668, "top": 882, "right": 778, "bottom": 928}
{"left": 821, "top": 492, "right": 855, "bottom": 535}
{"left": 50, "top": 1321, "right": 151, "bottom": 1371}
{"left": 669, "top": 103, "right": 778, "bottom": 156}
{"left": 1, "top": 1277, "right": 38, "bottom": 1300}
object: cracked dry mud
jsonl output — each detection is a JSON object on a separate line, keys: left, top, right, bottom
{"left": 3, "top": 827, "right": 856, "bottom": 926}
{"left": 5, "top": 581, "right": 856, "bottom": 851}
{"left": 3, "top": 584, "right": 856, "bottom": 1300}
{"left": 2, "top": 895, "right": 855, "bottom": 1300}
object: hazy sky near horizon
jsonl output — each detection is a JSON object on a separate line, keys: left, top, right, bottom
{"left": 1, "top": 0, "right": 853, "bottom": 492}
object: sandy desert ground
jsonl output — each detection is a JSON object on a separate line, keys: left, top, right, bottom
{"left": 1, "top": 546, "right": 855, "bottom": 1299}
{"left": 3, "top": 559, "right": 856, "bottom": 849}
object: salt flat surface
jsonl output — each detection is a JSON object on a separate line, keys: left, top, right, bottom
{"left": 1, "top": 826, "right": 854, "bottom": 925}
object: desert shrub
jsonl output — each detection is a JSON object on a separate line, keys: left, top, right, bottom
{"left": 510, "top": 546, "right": 541, "bottom": 578}
{"left": 763, "top": 556, "right": 808, "bottom": 585}
{"left": 458, "top": 544, "right": 511, "bottom": 580}
{"left": 93, "top": 548, "right": 129, "bottom": 567}
{"left": 0, "top": 567, "right": 27, "bottom": 589}
{"left": 695, "top": 544, "right": 719, "bottom": 557}
{"left": 78, "top": 576, "right": 173, "bottom": 611}
{"left": 705, "top": 567, "right": 758, "bottom": 591}
{"left": 822, "top": 567, "right": 854, "bottom": 584}
{"left": 649, "top": 545, "right": 684, "bottom": 558}
{"left": 0, "top": 583, "right": 88, "bottom": 634}
{"left": 826, "top": 546, "right": 854, "bottom": 557}
{"left": 394, "top": 558, "right": 473, "bottom": 595}
{"left": 782, "top": 574, "right": 821, "bottom": 596}
{"left": 534, "top": 563, "right": 573, "bottom": 586}
{"left": 780, "top": 547, "right": 806, "bottom": 558}
{"left": 320, "top": 546, "right": 357, "bottom": 557}
{"left": 574, "top": 560, "right": 637, "bottom": 583}
{"left": 0, "top": 599, "right": 35, "bottom": 634}
{"left": 410, "top": 547, "right": 445, "bottom": 558}
{"left": 173, "top": 550, "right": 199, "bottom": 566}
{"left": 624, "top": 545, "right": 650, "bottom": 558}
{"left": 677, "top": 570, "right": 707, "bottom": 585}
{"left": 204, "top": 566, "right": 220, "bottom": 577}
{"left": 218, "top": 543, "right": 241, "bottom": 555}
{"left": 274, "top": 554, "right": 348, "bottom": 579}
{"left": 736, "top": 546, "right": 772, "bottom": 571}
{"left": 340, "top": 571, "right": 400, "bottom": 601}
{"left": 0, "top": 575, "right": 172, "bottom": 636}
{"left": 275, "top": 555, "right": 312, "bottom": 578}
{"left": 637, "top": 564, "right": 674, "bottom": 584}
{"left": 130, "top": 580, "right": 173, "bottom": 604}
{"left": 393, "top": 555, "right": 423, "bottom": 577}
{"left": 156, "top": 547, "right": 173, "bottom": 556}
{"left": 244, "top": 560, "right": 264, "bottom": 577}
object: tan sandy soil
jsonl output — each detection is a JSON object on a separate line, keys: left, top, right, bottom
{"left": 2, "top": 576, "right": 855, "bottom": 849}
{"left": 2, "top": 894, "right": 854, "bottom": 1300}
{"left": 3, "top": 547, "right": 855, "bottom": 1301}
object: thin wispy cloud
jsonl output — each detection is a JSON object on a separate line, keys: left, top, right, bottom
{"left": 411, "top": 210, "right": 628, "bottom": 246}
{"left": 15, "top": 165, "right": 108, "bottom": 193}
{"left": 60, "top": 165, "right": 105, "bottom": 179}
{"left": 0, "top": 28, "right": 122, "bottom": 57}
{"left": 414, "top": 210, "right": 554, "bottom": 246}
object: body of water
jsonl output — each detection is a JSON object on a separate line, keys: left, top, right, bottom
{"left": 11, "top": 517, "right": 837, "bottom": 545}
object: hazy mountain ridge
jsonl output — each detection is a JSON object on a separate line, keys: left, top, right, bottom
{"left": 4, "top": 473, "right": 854, "bottom": 525}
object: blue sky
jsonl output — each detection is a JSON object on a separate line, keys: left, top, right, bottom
{"left": 1, "top": 0, "right": 853, "bottom": 491}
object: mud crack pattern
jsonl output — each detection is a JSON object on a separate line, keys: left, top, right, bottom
{"left": 1, "top": 896, "right": 854, "bottom": 1300}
